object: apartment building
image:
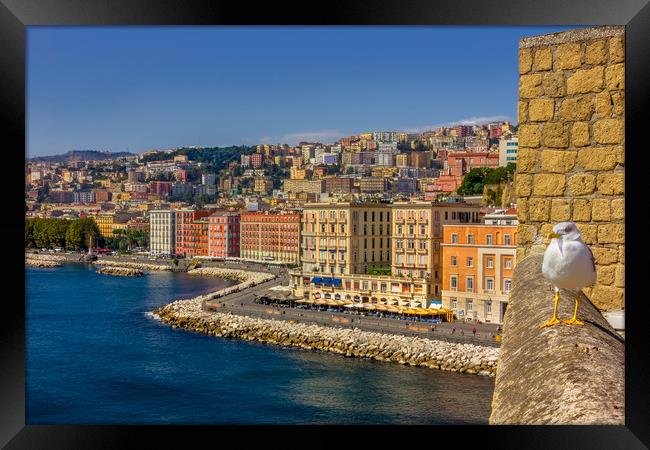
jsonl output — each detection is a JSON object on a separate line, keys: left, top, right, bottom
{"left": 391, "top": 201, "right": 483, "bottom": 299}
{"left": 240, "top": 211, "right": 301, "bottom": 264}
{"left": 175, "top": 209, "right": 213, "bottom": 257}
{"left": 207, "top": 211, "right": 240, "bottom": 258}
{"left": 441, "top": 224, "right": 517, "bottom": 324}
{"left": 149, "top": 210, "right": 176, "bottom": 256}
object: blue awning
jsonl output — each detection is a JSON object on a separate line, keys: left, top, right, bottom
{"left": 331, "top": 278, "right": 342, "bottom": 286}
{"left": 311, "top": 277, "right": 322, "bottom": 284}
{"left": 321, "top": 277, "right": 332, "bottom": 285}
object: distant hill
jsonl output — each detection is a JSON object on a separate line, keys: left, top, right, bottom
{"left": 30, "top": 150, "right": 136, "bottom": 163}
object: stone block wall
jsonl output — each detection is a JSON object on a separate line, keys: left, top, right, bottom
{"left": 515, "top": 26, "right": 625, "bottom": 311}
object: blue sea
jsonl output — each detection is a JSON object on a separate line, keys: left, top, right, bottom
{"left": 26, "top": 264, "right": 494, "bottom": 424}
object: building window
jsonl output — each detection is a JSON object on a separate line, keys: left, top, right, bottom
{"left": 486, "top": 278, "right": 494, "bottom": 291}
{"left": 451, "top": 233, "right": 458, "bottom": 244}
{"left": 487, "top": 258, "right": 494, "bottom": 268}
{"left": 451, "top": 256, "right": 457, "bottom": 266}
{"left": 451, "top": 276, "right": 457, "bottom": 290}
{"left": 467, "top": 300, "right": 473, "bottom": 312}
{"left": 467, "top": 234, "right": 474, "bottom": 244}
{"left": 467, "top": 257, "right": 473, "bottom": 267}
{"left": 486, "top": 234, "right": 493, "bottom": 245}
{"left": 505, "top": 258, "right": 512, "bottom": 269}
{"left": 420, "top": 225, "right": 426, "bottom": 235}
{"left": 486, "top": 302, "right": 492, "bottom": 314}
{"left": 451, "top": 298, "right": 457, "bottom": 309}
{"left": 504, "top": 279, "right": 512, "bottom": 292}
{"left": 362, "top": 281, "right": 369, "bottom": 290}
{"left": 466, "top": 277, "right": 474, "bottom": 291}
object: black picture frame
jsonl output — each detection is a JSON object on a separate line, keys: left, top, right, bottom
{"left": 3, "top": 0, "right": 649, "bottom": 448}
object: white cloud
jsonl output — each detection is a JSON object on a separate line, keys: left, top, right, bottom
{"left": 255, "top": 129, "right": 348, "bottom": 146}
{"left": 403, "top": 115, "right": 513, "bottom": 133}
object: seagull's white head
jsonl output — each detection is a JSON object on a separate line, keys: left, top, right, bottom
{"left": 548, "top": 221, "right": 581, "bottom": 241}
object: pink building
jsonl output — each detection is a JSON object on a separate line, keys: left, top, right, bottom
{"left": 207, "top": 212, "right": 240, "bottom": 258}
{"left": 447, "top": 152, "right": 499, "bottom": 177}
{"left": 251, "top": 153, "right": 263, "bottom": 169}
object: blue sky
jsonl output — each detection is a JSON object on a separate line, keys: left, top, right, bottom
{"left": 27, "top": 26, "right": 575, "bottom": 157}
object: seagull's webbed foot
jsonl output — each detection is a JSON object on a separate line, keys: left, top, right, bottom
{"left": 540, "top": 317, "right": 561, "bottom": 328}
{"left": 564, "top": 317, "right": 584, "bottom": 326}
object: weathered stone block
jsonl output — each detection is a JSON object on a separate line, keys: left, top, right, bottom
{"left": 595, "top": 91, "right": 612, "bottom": 117}
{"left": 518, "top": 101, "right": 529, "bottom": 123}
{"left": 567, "top": 173, "right": 596, "bottom": 195}
{"left": 596, "top": 265, "right": 616, "bottom": 286}
{"left": 539, "top": 223, "right": 555, "bottom": 239}
{"left": 517, "top": 197, "right": 529, "bottom": 222}
{"left": 556, "top": 43, "right": 582, "bottom": 70}
{"left": 540, "top": 150, "right": 577, "bottom": 172}
{"left": 534, "top": 47, "right": 553, "bottom": 71}
{"left": 611, "top": 198, "right": 624, "bottom": 220}
{"left": 529, "top": 99, "right": 555, "bottom": 122}
{"left": 550, "top": 199, "right": 571, "bottom": 222}
{"left": 611, "top": 92, "right": 624, "bottom": 116}
{"left": 591, "top": 285, "right": 624, "bottom": 310}
{"left": 567, "top": 66, "right": 604, "bottom": 94}
{"left": 618, "top": 245, "right": 625, "bottom": 263}
{"left": 558, "top": 96, "right": 593, "bottom": 121}
{"left": 597, "top": 223, "right": 625, "bottom": 244}
{"left": 533, "top": 174, "right": 565, "bottom": 196}
{"left": 542, "top": 72, "right": 566, "bottom": 97}
{"left": 609, "top": 36, "right": 624, "bottom": 63}
{"left": 585, "top": 40, "right": 608, "bottom": 65}
{"left": 577, "top": 146, "right": 623, "bottom": 170}
{"left": 605, "top": 63, "right": 625, "bottom": 90}
{"left": 577, "top": 223, "right": 598, "bottom": 245}
{"left": 528, "top": 198, "right": 550, "bottom": 221}
{"left": 572, "top": 199, "right": 591, "bottom": 221}
{"left": 519, "top": 48, "right": 533, "bottom": 74}
{"left": 591, "top": 198, "right": 611, "bottom": 221}
{"left": 517, "top": 224, "right": 538, "bottom": 245}
{"left": 542, "top": 122, "right": 570, "bottom": 148}
{"left": 597, "top": 172, "right": 625, "bottom": 195}
{"left": 593, "top": 119, "right": 624, "bottom": 144}
{"left": 571, "top": 122, "right": 590, "bottom": 147}
{"left": 520, "top": 73, "right": 543, "bottom": 99}
{"left": 514, "top": 174, "right": 533, "bottom": 196}
{"left": 591, "top": 247, "right": 619, "bottom": 265}
{"left": 519, "top": 125, "right": 541, "bottom": 148}
{"left": 614, "top": 264, "right": 625, "bottom": 288}
{"left": 516, "top": 148, "right": 538, "bottom": 172}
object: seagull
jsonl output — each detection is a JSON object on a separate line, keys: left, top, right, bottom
{"left": 540, "top": 222, "right": 596, "bottom": 328}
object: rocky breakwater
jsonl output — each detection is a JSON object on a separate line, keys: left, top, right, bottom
{"left": 25, "top": 253, "right": 65, "bottom": 268}
{"left": 93, "top": 260, "right": 174, "bottom": 272}
{"left": 185, "top": 267, "right": 276, "bottom": 301}
{"left": 153, "top": 268, "right": 498, "bottom": 377}
{"left": 97, "top": 267, "right": 144, "bottom": 277}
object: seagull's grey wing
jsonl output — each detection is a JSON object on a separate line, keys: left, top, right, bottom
{"left": 586, "top": 244, "right": 596, "bottom": 271}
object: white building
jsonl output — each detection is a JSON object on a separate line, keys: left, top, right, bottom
{"left": 498, "top": 136, "right": 518, "bottom": 167}
{"left": 149, "top": 210, "right": 176, "bottom": 256}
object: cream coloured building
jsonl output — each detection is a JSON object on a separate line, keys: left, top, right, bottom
{"left": 149, "top": 210, "right": 176, "bottom": 256}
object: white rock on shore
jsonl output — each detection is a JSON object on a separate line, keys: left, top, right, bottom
{"left": 94, "top": 260, "right": 174, "bottom": 271}
{"left": 26, "top": 253, "right": 65, "bottom": 268}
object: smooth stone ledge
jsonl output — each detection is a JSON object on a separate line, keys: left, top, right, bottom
{"left": 489, "top": 245, "right": 624, "bottom": 425}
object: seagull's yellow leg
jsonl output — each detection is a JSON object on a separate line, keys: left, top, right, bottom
{"left": 564, "top": 292, "right": 584, "bottom": 325}
{"left": 540, "top": 290, "right": 561, "bottom": 328}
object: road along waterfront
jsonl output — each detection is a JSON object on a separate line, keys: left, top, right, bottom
{"left": 153, "top": 266, "right": 500, "bottom": 376}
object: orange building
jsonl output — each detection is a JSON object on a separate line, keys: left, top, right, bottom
{"left": 441, "top": 224, "right": 517, "bottom": 324}
{"left": 175, "top": 209, "right": 213, "bottom": 258}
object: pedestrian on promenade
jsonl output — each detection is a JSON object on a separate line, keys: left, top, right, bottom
{"left": 472, "top": 326, "right": 477, "bottom": 338}
{"left": 461, "top": 329, "right": 464, "bottom": 336}
{"left": 452, "top": 326, "right": 456, "bottom": 334}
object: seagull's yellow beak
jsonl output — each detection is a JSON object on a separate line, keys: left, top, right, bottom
{"left": 548, "top": 232, "right": 561, "bottom": 239}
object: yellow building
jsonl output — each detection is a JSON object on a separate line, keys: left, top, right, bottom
{"left": 395, "top": 154, "right": 409, "bottom": 167}
{"left": 371, "top": 166, "right": 398, "bottom": 178}
{"left": 391, "top": 201, "right": 483, "bottom": 298}
{"left": 290, "top": 166, "right": 306, "bottom": 180}
{"left": 93, "top": 214, "right": 115, "bottom": 237}
{"left": 359, "top": 132, "right": 373, "bottom": 140}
